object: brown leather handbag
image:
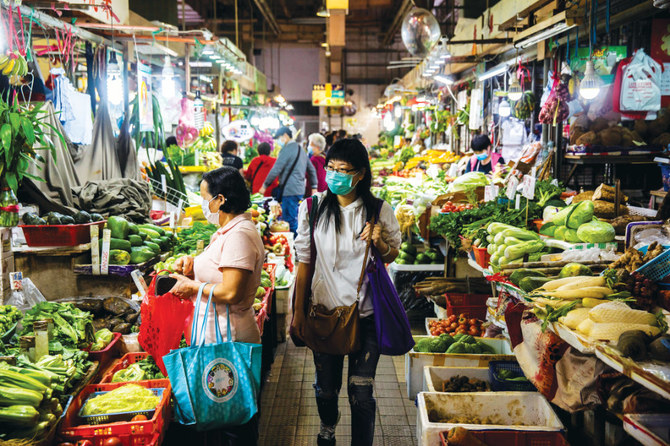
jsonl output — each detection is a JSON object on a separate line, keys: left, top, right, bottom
{"left": 289, "top": 195, "right": 370, "bottom": 355}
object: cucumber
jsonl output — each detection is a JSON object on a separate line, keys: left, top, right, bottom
{"left": 138, "top": 224, "right": 165, "bottom": 237}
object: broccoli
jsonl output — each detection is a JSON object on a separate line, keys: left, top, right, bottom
{"left": 414, "top": 338, "right": 432, "bottom": 352}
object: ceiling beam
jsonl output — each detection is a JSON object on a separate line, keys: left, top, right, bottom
{"left": 251, "top": 0, "right": 280, "bottom": 35}
{"left": 382, "top": 0, "right": 413, "bottom": 46}
{"left": 277, "top": 0, "right": 292, "bottom": 19}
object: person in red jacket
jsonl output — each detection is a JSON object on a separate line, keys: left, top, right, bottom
{"left": 245, "top": 142, "right": 278, "bottom": 196}
{"left": 305, "top": 133, "right": 328, "bottom": 197}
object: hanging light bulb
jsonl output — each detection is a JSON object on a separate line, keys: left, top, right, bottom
{"left": 507, "top": 76, "right": 523, "bottom": 101}
{"left": 316, "top": 2, "right": 330, "bottom": 17}
{"left": 383, "top": 112, "right": 395, "bottom": 131}
{"left": 498, "top": 99, "right": 511, "bottom": 117}
{"left": 193, "top": 90, "right": 204, "bottom": 130}
{"left": 580, "top": 60, "right": 601, "bottom": 100}
{"left": 107, "top": 52, "right": 123, "bottom": 106}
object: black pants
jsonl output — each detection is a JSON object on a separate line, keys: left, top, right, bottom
{"left": 164, "top": 414, "right": 258, "bottom": 446}
{"left": 312, "top": 317, "right": 380, "bottom": 446}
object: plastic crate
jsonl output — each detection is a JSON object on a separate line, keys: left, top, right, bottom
{"left": 489, "top": 361, "right": 537, "bottom": 392}
{"left": 444, "top": 292, "right": 490, "bottom": 307}
{"left": 100, "top": 352, "right": 158, "bottom": 384}
{"left": 21, "top": 221, "right": 106, "bottom": 247}
{"left": 440, "top": 429, "right": 569, "bottom": 446}
{"left": 59, "top": 379, "right": 171, "bottom": 446}
{"left": 86, "top": 332, "right": 122, "bottom": 370}
{"left": 472, "top": 246, "right": 491, "bottom": 269}
{"left": 79, "top": 388, "right": 165, "bottom": 425}
{"left": 636, "top": 246, "right": 670, "bottom": 281}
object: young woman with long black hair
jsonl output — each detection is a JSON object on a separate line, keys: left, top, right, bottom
{"left": 294, "top": 138, "right": 401, "bottom": 446}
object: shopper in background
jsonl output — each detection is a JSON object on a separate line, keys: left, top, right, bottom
{"left": 245, "top": 142, "right": 278, "bottom": 197}
{"left": 465, "top": 134, "right": 504, "bottom": 174}
{"left": 220, "top": 140, "right": 244, "bottom": 175}
{"left": 325, "top": 131, "right": 335, "bottom": 151}
{"left": 260, "top": 126, "right": 318, "bottom": 234}
{"left": 295, "top": 138, "right": 401, "bottom": 446}
{"left": 169, "top": 166, "right": 264, "bottom": 445}
{"left": 305, "top": 133, "right": 328, "bottom": 196}
{"left": 336, "top": 129, "right": 347, "bottom": 142}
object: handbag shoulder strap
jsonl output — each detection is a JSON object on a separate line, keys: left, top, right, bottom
{"left": 250, "top": 160, "right": 264, "bottom": 185}
{"left": 356, "top": 200, "right": 382, "bottom": 298}
{"left": 305, "top": 195, "right": 318, "bottom": 305}
{"left": 280, "top": 145, "right": 301, "bottom": 185}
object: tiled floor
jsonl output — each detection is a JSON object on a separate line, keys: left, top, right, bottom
{"left": 258, "top": 340, "right": 417, "bottom": 446}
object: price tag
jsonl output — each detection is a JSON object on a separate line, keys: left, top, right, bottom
{"left": 506, "top": 176, "right": 519, "bottom": 200}
{"left": 90, "top": 225, "right": 100, "bottom": 275}
{"left": 484, "top": 185, "right": 499, "bottom": 202}
{"left": 521, "top": 174, "right": 536, "bottom": 200}
{"left": 161, "top": 175, "right": 167, "bottom": 193}
{"left": 9, "top": 272, "right": 22, "bottom": 291}
{"left": 130, "top": 270, "right": 148, "bottom": 298}
{"left": 515, "top": 194, "right": 522, "bottom": 210}
{"left": 100, "top": 229, "right": 111, "bottom": 275}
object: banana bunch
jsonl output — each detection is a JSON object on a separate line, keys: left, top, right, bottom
{"left": 202, "top": 151, "right": 222, "bottom": 169}
{"left": 200, "top": 122, "right": 214, "bottom": 138}
{"left": 190, "top": 135, "right": 217, "bottom": 152}
{"left": 0, "top": 51, "right": 28, "bottom": 85}
{"left": 513, "top": 92, "right": 535, "bottom": 120}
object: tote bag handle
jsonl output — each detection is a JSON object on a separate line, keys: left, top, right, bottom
{"left": 191, "top": 283, "right": 226, "bottom": 347}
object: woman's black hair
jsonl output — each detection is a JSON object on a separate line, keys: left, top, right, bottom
{"left": 471, "top": 134, "right": 492, "bottom": 152}
{"left": 257, "top": 142, "right": 272, "bottom": 156}
{"left": 165, "top": 136, "right": 178, "bottom": 147}
{"left": 202, "top": 166, "right": 251, "bottom": 214}
{"left": 220, "top": 140, "right": 238, "bottom": 154}
{"left": 316, "top": 138, "right": 377, "bottom": 232}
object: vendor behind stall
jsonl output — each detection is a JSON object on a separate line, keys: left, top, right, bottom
{"left": 465, "top": 134, "right": 504, "bottom": 174}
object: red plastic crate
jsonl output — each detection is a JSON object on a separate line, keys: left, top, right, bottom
{"left": 59, "top": 379, "right": 171, "bottom": 446}
{"left": 473, "top": 246, "right": 491, "bottom": 269}
{"left": 86, "top": 332, "right": 122, "bottom": 370}
{"left": 21, "top": 221, "right": 106, "bottom": 247}
{"left": 446, "top": 294, "right": 489, "bottom": 320}
{"left": 100, "top": 352, "right": 154, "bottom": 384}
{"left": 440, "top": 429, "right": 569, "bottom": 446}
{"left": 445, "top": 292, "right": 490, "bottom": 307}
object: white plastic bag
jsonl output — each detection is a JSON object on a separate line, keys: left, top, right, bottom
{"left": 620, "top": 49, "right": 662, "bottom": 112}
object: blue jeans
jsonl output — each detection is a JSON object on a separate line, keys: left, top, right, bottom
{"left": 312, "top": 317, "right": 380, "bottom": 446}
{"left": 281, "top": 195, "right": 302, "bottom": 235}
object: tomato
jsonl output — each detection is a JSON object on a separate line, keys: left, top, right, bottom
{"left": 455, "top": 328, "right": 467, "bottom": 334}
{"left": 468, "top": 319, "right": 478, "bottom": 326}
{"left": 449, "top": 322, "right": 458, "bottom": 330}
{"left": 447, "top": 315, "right": 457, "bottom": 323}
{"left": 58, "top": 443, "right": 75, "bottom": 446}
{"left": 458, "top": 316, "right": 467, "bottom": 324}
{"left": 469, "top": 326, "right": 480, "bottom": 336}
{"left": 102, "top": 438, "right": 123, "bottom": 446}
{"left": 76, "top": 441, "right": 94, "bottom": 446}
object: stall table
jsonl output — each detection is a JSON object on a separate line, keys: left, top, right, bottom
{"left": 563, "top": 154, "right": 656, "bottom": 189}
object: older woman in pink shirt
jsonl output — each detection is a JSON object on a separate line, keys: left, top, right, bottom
{"left": 169, "top": 166, "right": 264, "bottom": 444}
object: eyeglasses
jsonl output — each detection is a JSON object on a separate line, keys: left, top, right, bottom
{"left": 326, "top": 166, "right": 358, "bottom": 175}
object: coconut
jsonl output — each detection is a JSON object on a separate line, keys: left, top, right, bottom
{"left": 653, "top": 133, "right": 670, "bottom": 147}
{"left": 590, "top": 117, "right": 610, "bottom": 133}
{"left": 570, "top": 129, "right": 584, "bottom": 145}
{"left": 634, "top": 119, "right": 648, "bottom": 137}
{"left": 599, "top": 127, "right": 622, "bottom": 146}
{"left": 576, "top": 131, "right": 600, "bottom": 146}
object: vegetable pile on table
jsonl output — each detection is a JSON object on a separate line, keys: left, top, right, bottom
{"left": 112, "top": 356, "right": 165, "bottom": 383}
{"left": 540, "top": 200, "right": 616, "bottom": 244}
{"left": 413, "top": 334, "right": 495, "bottom": 354}
{"left": 22, "top": 210, "right": 104, "bottom": 226}
{"left": 173, "top": 221, "right": 218, "bottom": 255}
{"left": 0, "top": 305, "right": 22, "bottom": 336}
{"left": 428, "top": 315, "right": 484, "bottom": 337}
{"left": 104, "top": 217, "right": 176, "bottom": 265}
{"left": 396, "top": 242, "right": 443, "bottom": 265}
{"left": 73, "top": 297, "right": 139, "bottom": 335}
{"left": 21, "top": 302, "right": 95, "bottom": 349}
{"left": 486, "top": 223, "right": 546, "bottom": 268}
{"left": 441, "top": 375, "right": 489, "bottom": 392}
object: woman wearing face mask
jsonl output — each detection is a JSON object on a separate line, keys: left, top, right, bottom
{"left": 465, "top": 134, "right": 504, "bottom": 174}
{"left": 305, "top": 132, "right": 328, "bottom": 197}
{"left": 294, "top": 138, "right": 401, "bottom": 446}
{"left": 169, "top": 166, "right": 264, "bottom": 445}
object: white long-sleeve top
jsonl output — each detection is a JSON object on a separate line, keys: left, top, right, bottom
{"left": 295, "top": 193, "right": 402, "bottom": 317}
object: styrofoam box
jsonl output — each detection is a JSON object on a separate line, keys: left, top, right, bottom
{"left": 416, "top": 391, "right": 565, "bottom": 446}
{"left": 423, "top": 366, "right": 490, "bottom": 392}
{"left": 406, "top": 336, "right": 514, "bottom": 400}
{"left": 433, "top": 302, "right": 447, "bottom": 320}
{"left": 624, "top": 414, "right": 670, "bottom": 446}
{"left": 275, "top": 273, "right": 295, "bottom": 315}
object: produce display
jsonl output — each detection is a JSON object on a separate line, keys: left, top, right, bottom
{"left": 21, "top": 302, "right": 95, "bottom": 349}
{"left": 494, "top": 368, "right": 529, "bottom": 383}
{"left": 428, "top": 316, "right": 484, "bottom": 337}
{"left": 103, "top": 217, "right": 176, "bottom": 265}
{"left": 413, "top": 334, "right": 495, "bottom": 354}
{"left": 80, "top": 383, "right": 159, "bottom": 417}
{"left": 111, "top": 356, "right": 165, "bottom": 383}
{"left": 0, "top": 305, "right": 22, "bottom": 336}
{"left": 22, "top": 210, "right": 104, "bottom": 226}
{"left": 396, "top": 243, "right": 443, "bottom": 265}
{"left": 486, "top": 223, "right": 545, "bottom": 268}
{"left": 91, "top": 329, "right": 114, "bottom": 352}
{"left": 541, "top": 200, "right": 616, "bottom": 244}
{"left": 441, "top": 375, "right": 489, "bottom": 392}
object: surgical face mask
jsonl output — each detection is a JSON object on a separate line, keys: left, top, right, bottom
{"left": 476, "top": 153, "right": 488, "bottom": 161}
{"left": 308, "top": 148, "right": 314, "bottom": 157}
{"left": 326, "top": 170, "right": 358, "bottom": 196}
{"left": 275, "top": 138, "right": 285, "bottom": 149}
{"left": 201, "top": 197, "right": 221, "bottom": 225}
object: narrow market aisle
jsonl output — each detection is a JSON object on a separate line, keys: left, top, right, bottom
{"left": 259, "top": 340, "right": 418, "bottom": 446}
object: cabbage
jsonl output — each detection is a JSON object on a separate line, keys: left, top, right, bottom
{"left": 567, "top": 200, "right": 595, "bottom": 229}
{"left": 564, "top": 228, "right": 582, "bottom": 243}
{"left": 576, "top": 219, "right": 616, "bottom": 243}
{"left": 543, "top": 206, "right": 561, "bottom": 222}
{"left": 447, "top": 172, "right": 489, "bottom": 193}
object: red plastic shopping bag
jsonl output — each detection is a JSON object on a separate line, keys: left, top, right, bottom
{"left": 138, "top": 272, "right": 194, "bottom": 376}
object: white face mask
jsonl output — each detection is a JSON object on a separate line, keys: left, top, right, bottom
{"left": 201, "top": 197, "right": 221, "bottom": 225}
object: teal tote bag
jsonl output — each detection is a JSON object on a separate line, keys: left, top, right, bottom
{"left": 163, "top": 283, "right": 262, "bottom": 431}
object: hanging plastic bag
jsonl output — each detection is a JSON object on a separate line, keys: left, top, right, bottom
{"left": 620, "top": 49, "right": 662, "bottom": 113}
{"left": 138, "top": 272, "right": 194, "bottom": 376}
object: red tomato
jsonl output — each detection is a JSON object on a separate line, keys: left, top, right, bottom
{"left": 76, "top": 441, "right": 94, "bottom": 446}
{"left": 469, "top": 326, "right": 480, "bottom": 336}
{"left": 102, "top": 438, "right": 123, "bottom": 446}
{"left": 131, "top": 414, "right": 148, "bottom": 421}
{"left": 447, "top": 315, "right": 457, "bottom": 323}
{"left": 449, "top": 322, "right": 458, "bottom": 330}
{"left": 468, "top": 319, "right": 478, "bottom": 326}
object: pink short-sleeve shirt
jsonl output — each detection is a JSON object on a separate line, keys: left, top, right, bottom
{"left": 189, "top": 213, "right": 264, "bottom": 344}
